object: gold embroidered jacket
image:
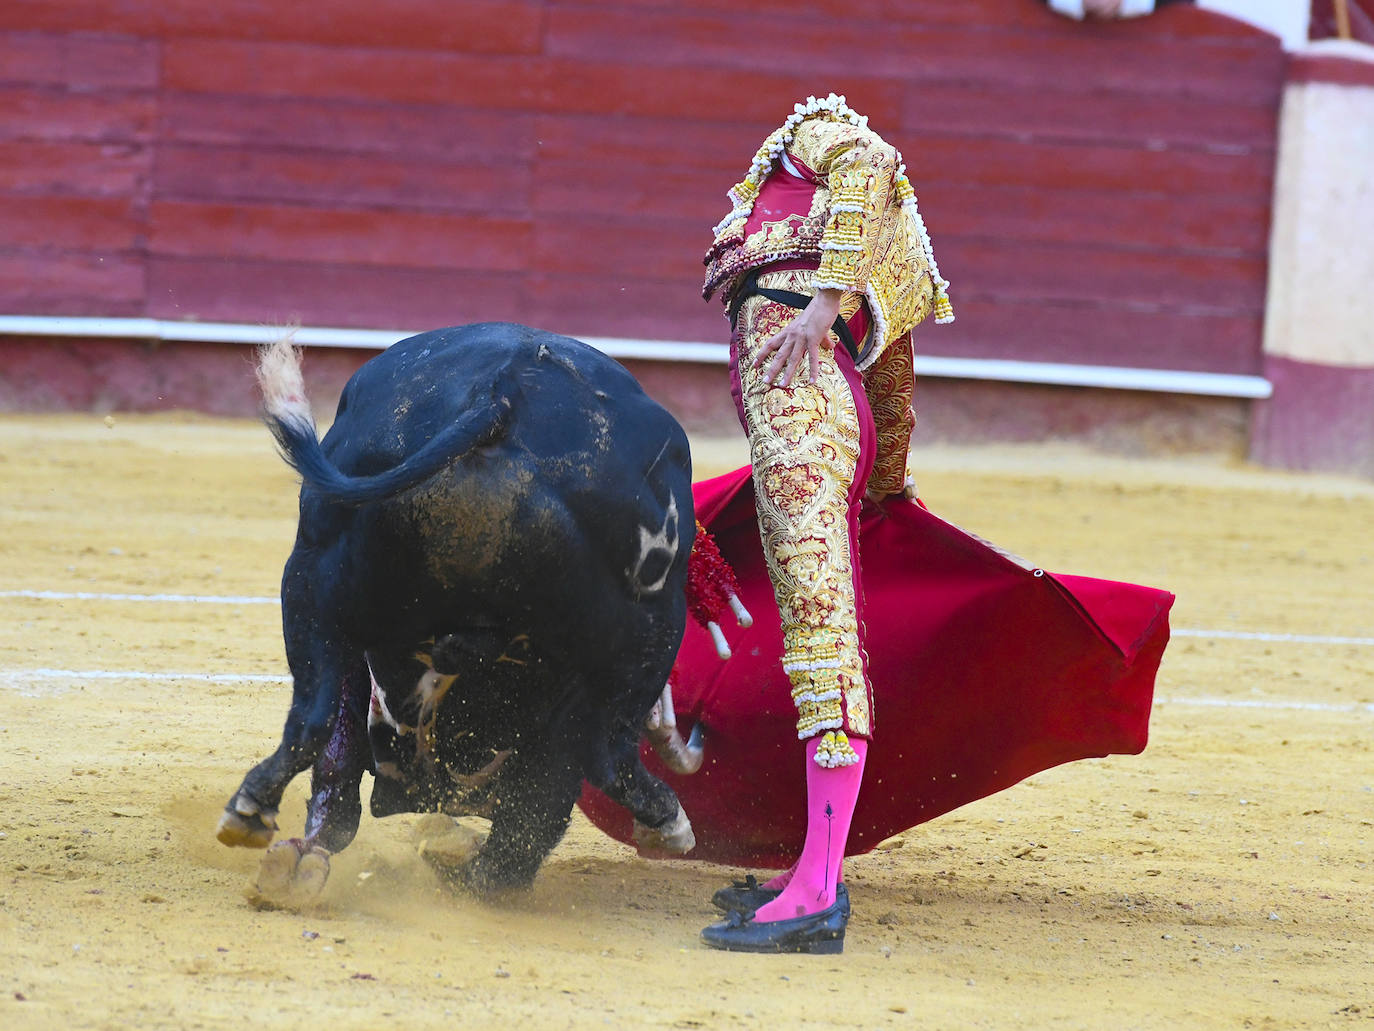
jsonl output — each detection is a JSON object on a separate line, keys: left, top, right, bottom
{"left": 703, "top": 112, "right": 935, "bottom": 372}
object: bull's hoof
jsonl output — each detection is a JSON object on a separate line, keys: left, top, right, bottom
{"left": 633, "top": 804, "right": 695, "bottom": 857}
{"left": 254, "top": 839, "right": 331, "bottom": 907}
{"left": 216, "top": 794, "right": 279, "bottom": 848}
{"left": 458, "top": 856, "right": 537, "bottom": 898}
{"left": 412, "top": 815, "right": 537, "bottom": 898}
{"left": 414, "top": 814, "right": 486, "bottom": 884}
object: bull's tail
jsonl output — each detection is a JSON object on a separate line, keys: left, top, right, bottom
{"left": 254, "top": 335, "right": 512, "bottom": 506}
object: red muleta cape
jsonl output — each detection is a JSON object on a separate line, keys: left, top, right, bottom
{"left": 578, "top": 466, "right": 1174, "bottom": 867}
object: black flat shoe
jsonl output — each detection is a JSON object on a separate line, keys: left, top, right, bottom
{"left": 711, "top": 874, "right": 780, "bottom": 914}
{"left": 700, "top": 896, "right": 848, "bottom": 954}
{"left": 712, "top": 878, "right": 850, "bottom": 917}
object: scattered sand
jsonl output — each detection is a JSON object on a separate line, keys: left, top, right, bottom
{"left": 1, "top": 413, "right": 1370, "bottom": 1030}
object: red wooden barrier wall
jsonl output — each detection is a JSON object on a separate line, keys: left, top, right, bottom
{"left": 0, "top": 1, "right": 1285, "bottom": 374}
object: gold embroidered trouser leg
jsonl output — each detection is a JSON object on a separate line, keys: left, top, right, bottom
{"left": 861, "top": 329, "right": 917, "bottom": 498}
{"left": 732, "top": 270, "right": 875, "bottom": 768}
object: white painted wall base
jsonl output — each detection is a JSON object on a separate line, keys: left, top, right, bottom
{"left": 0, "top": 315, "right": 1273, "bottom": 399}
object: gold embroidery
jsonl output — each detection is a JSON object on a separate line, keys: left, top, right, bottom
{"left": 734, "top": 269, "right": 872, "bottom": 745}
{"left": 861, "top": 332, "right": 917, "bottom": 497}
{"left": 704, "top": 104, "right": 945, "bottom": 372}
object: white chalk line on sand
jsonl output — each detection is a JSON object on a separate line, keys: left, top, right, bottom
{"left": 1170, "top": 628, "right": 1374, "bottom": 647}
{"left": 1155, "top": 695, "right": 1374, "bottom": 715}
{"left": 0, "top": 671, "right": 1369, "bottom": 716}
{"left": 1, "top": 589, "right": 278, "bottom": 605}
{"left": 4, "top": 589, "right": 1371, "bottom": 648}
{"left": 2, "top": 590, "right": 1370, "bottom": 713}
{"left": 0, "top": 668, "right": 290, "bottom": 685}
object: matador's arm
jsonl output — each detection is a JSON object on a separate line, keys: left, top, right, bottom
{"left": 787, "top": 116, "right": 900, "bottom": 297}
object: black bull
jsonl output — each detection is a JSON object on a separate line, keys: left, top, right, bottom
{"left": 217, "top": 323, "right": 699, "bottom": 895}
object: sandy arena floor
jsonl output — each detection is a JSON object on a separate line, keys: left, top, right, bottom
{"left": 1, "top": 412, "right": 1371, "bottom": 1030}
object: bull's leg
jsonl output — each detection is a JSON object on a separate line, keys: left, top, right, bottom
{"left": 251, "top": 678, "right": 371, "bottom": 906}
{"left": 217, "top": 644, "right": 368, "bottom": 848}
{"left": 302, "top": 676, "right": 370, "bottom": 852}
{"left": 441, "top": 749, "right": 584, "bottom": 896}
{"left": 218, "top": 564, "right": 369, "bottom": 849}
{"left": 586, "top": 724, "right": 695, "bottom": 856}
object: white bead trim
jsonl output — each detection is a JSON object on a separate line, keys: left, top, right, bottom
{"left": 797, "top": 717, "right": 844, "bottom": 739}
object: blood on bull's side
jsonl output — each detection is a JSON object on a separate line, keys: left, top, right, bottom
{"left": 217, "top": 323, "right": 739, "bottom": 902}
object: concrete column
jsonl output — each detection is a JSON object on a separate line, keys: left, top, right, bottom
{"left": 1251, "top": 42, "right": 1374, "bottom": 476}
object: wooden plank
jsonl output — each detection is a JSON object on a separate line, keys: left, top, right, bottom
{"left": 145, "top": 258, "right": 525, "bottom": 329}
{"left": 0, "top": 196, "right": 141, "bottom": 250}
{"left": 0, "top": 87, "right": 155, "bottom": 142}
{"left": 905, "top": 136, "right": 1274, "bottom": 202}
{"left": 162, "top": 40, "right": 547, "bottom": 109}
{"left": 534, "top": 217, "right": 705, "bottom": 284}
{"left": 545, "top": 0, "right": 1259, "bottom": 45}
{"left": 533, "top": 60, "right": 904, "bottom": 124}
{"left": 0, "top": 0, "right": 157, "bottom": 35}
{"left": 545, "top": 8, "right": 1283, "bottom": 106}
{"left": 916, "top": 183, "right": 1272, "bottom": 257}
{"left": 0, "top": 31, "right": 157, "bottom": 89}
{"left": 532, "top": 159, "right": 726, "bottom": 223}
{"left": 159, "top": 0, "right": 544, "bottom": 54}
{"left": 530, "top": 114, "right": 767, "bottom": 173}
{"left": 0, "top": 0, "right": 543, "bottom": 53}
{"left": 0, "top": 251, "right": 144, "bottom": 313}
{"left": 155, "top": 146, "right": 532, "bottom": 218}
{"left": 923, "top": 297, "right": 1264, "bottom": 375}
{"left": 160, "top": 39, "right": 900, "bottom": 124}
{"left": 0, "top": 141, "right": 150, "bottom": 196}
{"left": 147, "top": 201, "right": 532, "bottom": 274}
{"left": 160, "top": 94, "right": 536, "bottom": 163}
{"left": 940, "top": 237, "right": 1267, "bottom": 315}
{"left": 1085, "top": 4, "right": 1294, "bottom": 45}
{"left": 545, "top": 0, "right": 1070, "bottom": 31}
{"left": 1289, "top": 52, "right": 1374, "bottom": 87}
{"left": 898, "top": 82, "right": 1278, "bottom": 152}
{"left": 877, "top": 26, "right": 1285, "bottom": 107}
{"left": 523, "top": 272, "right": 727, "bottom": 344}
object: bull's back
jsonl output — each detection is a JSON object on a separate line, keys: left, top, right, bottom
{"left": 324, "top": 323, "right": 681, "bottom": 482}
{"left": 314, "top": 323, "right": 692, "bottom": 625}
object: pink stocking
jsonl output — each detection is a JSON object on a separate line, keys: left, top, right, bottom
{"left": 751, "top": 736, "right": 867, "bottom": 922}
{"left": 762, "top": 865, "right": 795, "bottom": 891}
{"left": 762, "top": 859, "right": 845, "bottom": 892}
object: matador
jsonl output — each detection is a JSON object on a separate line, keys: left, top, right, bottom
{"left": 698, "top": 93, "right": 953, "bottom": 954}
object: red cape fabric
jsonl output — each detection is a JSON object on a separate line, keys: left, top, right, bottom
{"left": 578, "top": 466, "right": 1174, "bottom": 868}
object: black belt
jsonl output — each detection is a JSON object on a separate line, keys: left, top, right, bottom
{"left": 726, "top": 268, "right": 861, "bottom": 363}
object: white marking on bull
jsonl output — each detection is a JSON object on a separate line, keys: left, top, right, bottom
{"left": 367, "top": 663, "right": 412, "bottom": 735}
{"left": 629, "top": 494, "right": 679, "bottom": 595}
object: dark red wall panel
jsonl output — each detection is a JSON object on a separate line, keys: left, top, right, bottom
{"left": 145, "top": 259, "right": 527, "bottom": 329}
{"left": 0, "top": 1, "right": 1284, "bottom": 379}
{"left": 0, "top": 253, "right": 145, "bottom": 315}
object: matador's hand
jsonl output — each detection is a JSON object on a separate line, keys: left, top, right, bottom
{"left": 752, "top": 288, "right": 844, "bottom": 387}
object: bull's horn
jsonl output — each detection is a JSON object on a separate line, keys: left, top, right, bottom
{"left": 649, "top": 722, "right": 704, "bottom": 776}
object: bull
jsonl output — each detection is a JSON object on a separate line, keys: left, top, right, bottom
{"left": 217, "top": 323, "right": 709, "bottom": 899}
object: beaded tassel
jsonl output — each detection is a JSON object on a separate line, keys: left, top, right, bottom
{"left": 814, "top": 730, "right": 861, "bottom": 768}
{"left": 685, "top": 521, "right": 753, "bottom": 660}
